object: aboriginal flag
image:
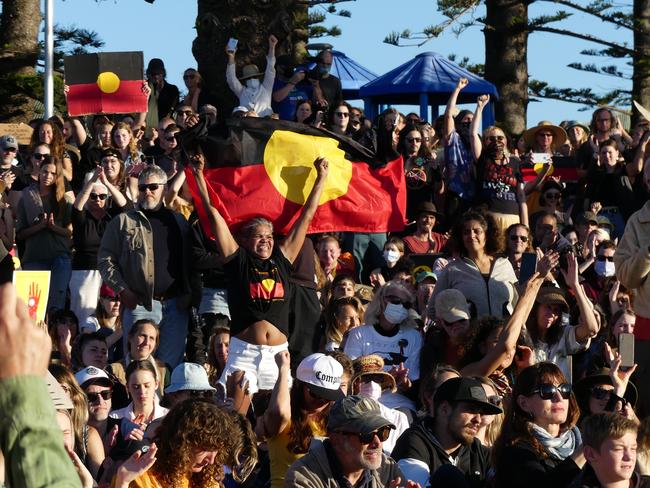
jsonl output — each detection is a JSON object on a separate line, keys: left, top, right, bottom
{"left": 64, "top": 52, "right": 148, "bottom": 116}
{"left": 181, "top": 118, "right": 406, "bottom": 235}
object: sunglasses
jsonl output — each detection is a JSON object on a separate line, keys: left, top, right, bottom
{"left": 86, "top": 390, "right": 112, "bottom": 404}
{"left": 385, "top": 296, "right": 412, "bottom": 309}
{"left": 510, "top": 235, "right": 529, "bottom": 242}
{"left": 487, "top": 135, "right": 505, "bottom": 142}
{"left": 340, "top": 425, "right": 392, "bottom": 444}
{"left": 459, "top": 122, "right": 471, "bottom": 128}
{"left": 89, "top": 193, "right": 108, "bottom": 201}
{"left": 596, "top": 255, "right": 614, "bottom": 262}
{"left": 406, "top": 137, "right": 421, "bottom": 143}
{"left": 138, "top": 183, "right": 164, "bottom": 192}
{"left": 335, "top": 112, "right": 350, "bottom": 118}
{"left": 33, "top": 153, "right": 51, "bottom": 161}
{"left": 531, "top": 383, "right": 572, "bottom": 400}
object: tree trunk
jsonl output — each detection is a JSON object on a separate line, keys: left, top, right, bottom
{"left": 633, "top": 0, "right": 650, "bottom": 125}
{"left": 193, "top": 0, "right": 308, "bottom": 117}
{"left": 483, "top": 0, "right": 529, "bottom": 136}
{"left": 0, "top": 0, "right": 43, "bottom": 122}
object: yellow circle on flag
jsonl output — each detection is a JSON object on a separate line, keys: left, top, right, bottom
{"left": 96, "top": 72, "right": 121, "bottom": 93}
{"left": 534, "top": 163, "right": 554, "bottom": 176}
{"left": 263, "top": 130, "right": 352, "bottom": 205}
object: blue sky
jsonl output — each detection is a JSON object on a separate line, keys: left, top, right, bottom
{"left": 53, "top": 0, "right": 632, "bottom": 126}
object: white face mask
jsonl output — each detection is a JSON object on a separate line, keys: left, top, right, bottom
{"left": 358, "top": 381, "right": 383, "bottom": 400}
{"left": 383, "top": 302, "right": 408, "bottom": 324}
{"left": 383, "top": 250, "right": 401, "bottom": 264}
{"left": 595, "top": 260, "right": 616, "bottom": 277}
{"left": 246, "top": 78, "right": 260, "bottom": 90}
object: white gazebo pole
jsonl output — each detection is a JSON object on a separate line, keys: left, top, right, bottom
{"left": 44, "top": 0, "right": 54, "bottom": 118}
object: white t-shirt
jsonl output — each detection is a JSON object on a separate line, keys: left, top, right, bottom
{"left": 533, "top": 325, "right": 590, "bottom": 381}
{"left": 344, "top": 324, "right": 423, "bottom": 411}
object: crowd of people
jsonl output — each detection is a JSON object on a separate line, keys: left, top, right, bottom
{"left": 2, "top": 39, "right": 650, "bottom": 488}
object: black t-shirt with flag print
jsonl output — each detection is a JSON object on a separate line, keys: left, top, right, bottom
{"left": 225, "top": 246, "right": 293, "bottom": 338}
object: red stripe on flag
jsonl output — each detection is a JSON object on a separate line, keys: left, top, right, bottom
{"left": 67, "top": 80, "right": 148, "bottom": 116}
{"left": 185, "top": 156, "right": 406, "bottom": 236}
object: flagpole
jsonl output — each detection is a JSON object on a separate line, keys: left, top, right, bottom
{"left": 44, "top": 0, "right": 54, "bottom": 118}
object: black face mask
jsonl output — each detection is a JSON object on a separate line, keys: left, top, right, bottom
{"left": 486, "top": 141, "right": 505, "bottom": 159}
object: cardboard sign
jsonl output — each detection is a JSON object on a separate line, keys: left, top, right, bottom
{"left": 64, "top": 51, "right": 147, "bottom": 116}
{"left": 13, "top": 270, "right": 51, "bottom": 322}
{"left": 0, "top": 123, "right": 34, "bottom": 145}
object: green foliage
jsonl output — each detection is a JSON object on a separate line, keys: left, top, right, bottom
{"left": 567, "top": 62, "right": 629, "bottom": 78}
{"left": 447, "top": 54, "right": 485, "bottom": 76}
{"left": 529, "top": 78, "right": 630, "bottom": 107}
{"left": 0, "top": 71, "right": 67, "bottom": 117}
{"left": 308, "top": 0, "right": 352, "bottom": 39}
{"left": 38, "top": 24, "right": 104, "bottom": 72}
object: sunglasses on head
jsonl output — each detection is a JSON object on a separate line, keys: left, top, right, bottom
{"left": 385, "top": 296, "right": 412, "bottom": 309}
{"left": 86, "top": 390, "right": 112, "bottom": 404}
{"left": 531, "top": 383, "right": 572, "bottom": 400}
{"left": 510, "top": 235, "right": 528, "bottom": 242}
{"left": 89, "top": 193, "right": 108, "bottom": 201}
{"left": 340, "top": 425, "right": 392, "bottom": 444}
{"left": 138, "top": 183, "right": 163, "bottom": 192}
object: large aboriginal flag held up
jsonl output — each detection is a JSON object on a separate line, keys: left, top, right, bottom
{"left": 181, "top": 118, "right": 407, "bottom": 235}
{"left": 64, "top": 52, "right": 148, "bottom": 116}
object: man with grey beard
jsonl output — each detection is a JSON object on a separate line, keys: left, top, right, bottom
{"left": 285, "top": 395, "right": 411, "bottom": 488}
{"left": 98, "top": 165, "right": 196, "bottom": 368}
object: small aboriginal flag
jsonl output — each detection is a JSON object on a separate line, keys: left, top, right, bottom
{"left": 182, "top": 118, "right": 407, "bottom": 235}
{"left": 64, "top": 52, "right": 147, "bottom": 116}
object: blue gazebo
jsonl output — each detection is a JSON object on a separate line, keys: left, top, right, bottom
{"left": 359, "top": 51, "right": 498, "bottom": 125}
{"left": 331, "top": 50, "right": 378, "bottom": 100}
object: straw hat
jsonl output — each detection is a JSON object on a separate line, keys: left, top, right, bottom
{"left": 351, "top": 355, "right": 397, "bottom": 393}
{"left": 523, "top": 121, "right": 568, "bottom": 149}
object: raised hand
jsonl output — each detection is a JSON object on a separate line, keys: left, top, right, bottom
{"left": 114, "top": 443, "right": 158, "bottom": 487}
{"left": 560, "top": 252, "right": 580, "bottom": 289}
{"left": 275, "top": 350, "right": 291, "bottom": 370}
{"left": 456, "top": 77, "right": 469, "bottom": 91}
{"left": 477, "top": 94, "right": 490, "bottom": 108}
{"left": 314, "top": 157, "right": 329, "bottom": 181}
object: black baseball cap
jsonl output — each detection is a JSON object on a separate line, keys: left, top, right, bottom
{"left": 433, "top": 377, "right": 503, "bottom": 415}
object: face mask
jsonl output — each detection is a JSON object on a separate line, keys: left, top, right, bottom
{"left": 383, "top": 302, "right": 408, "bottom": 324}
{"left": 246, "top": 78, "right": 260, "bottom": 90}
{"left": 383, "top": 250, "right": 401, "bottom": 264}
{"left": 319, "top": 65, "right": 331, "bottom": 76}
{"left": 358, "top": 381, "right": 383, "bottom": 400}
{"left": 595, "top": 260, "right": 616, "bottom": 277}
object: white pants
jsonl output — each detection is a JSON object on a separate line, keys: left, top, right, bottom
{"left": 69, "top": 270, "right": 103, "bottom": 326}
{"left": 218, "top": 337, "right": 289, "bottom": 394}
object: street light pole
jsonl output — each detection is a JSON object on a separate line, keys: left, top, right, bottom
{"left": 44, "top": 0, "right": 54, "bottom": 118}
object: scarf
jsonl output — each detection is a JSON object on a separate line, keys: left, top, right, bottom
{"left": 529, "top": 423, "right": 582, "bottom": 461}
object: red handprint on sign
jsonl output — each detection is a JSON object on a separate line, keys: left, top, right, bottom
{"left": 27, "top": 282, "right": 41, "bottom": 320}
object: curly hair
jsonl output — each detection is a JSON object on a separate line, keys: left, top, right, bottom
{"left": 492, "top": 363, "right": 580, "bottom": 468}
{"left": 450, "top": 210, "right": 503, "bottom": 257}
{"left": 30, "top": 120, "right": 66, "bottom": 163}
{"left": 151, "top": 399, "right": 257, "bottom": 487}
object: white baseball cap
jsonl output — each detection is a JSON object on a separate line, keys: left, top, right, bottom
{"left": 296, "top": 353, "right": 345, "bottom": 401}
{"left": 74, "top": 366, "right": 113, "bottom": 389}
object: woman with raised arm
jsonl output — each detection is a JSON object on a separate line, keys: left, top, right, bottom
{"left": 190, "top": 152, "right": 329, "bottom": 394}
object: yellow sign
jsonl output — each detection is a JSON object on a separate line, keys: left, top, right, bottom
{"left": 13, "top": 270, "right": 50, "bottom": 322}
{"left": 263, "top": 130, "right": 352, "bottom": 205}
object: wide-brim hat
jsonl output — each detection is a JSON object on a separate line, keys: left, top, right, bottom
{"left": 535, "top": 286, "right": 569, "bottom": 313}
{"left": 575, "top": 367, "right": 637, "bottom": 406}
{"left": 523, "top": 121, "right": 568, "bottom": 149}
{"left": 351, "top": 355, "right": 397, "bottom": 393}
{"left": 239, "top": 64, "right": 263, "bottom": 81}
